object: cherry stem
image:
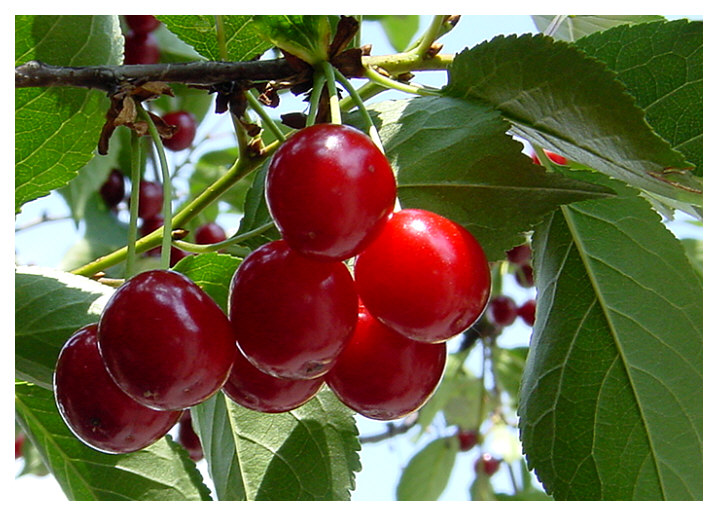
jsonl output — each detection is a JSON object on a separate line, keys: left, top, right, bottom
{"left": 306, "top": 69, "right": 326, "bottom": 127}
{"left": 362, "top": 64, "right": 441, "bottom": 97}
{"left": 172, "top": 221, "right": 275, "bottom": 254}
{"left": 333, "top": 68, "right": 384, "bottom": 153}
{"left": 320, "top": 61, "right": 342, "bottom": 125}
{"left": 125, "top": 129, "right": 142, "bottom": 278}
{"left": 136, "top": 102, "right": 173, "bottom": 270}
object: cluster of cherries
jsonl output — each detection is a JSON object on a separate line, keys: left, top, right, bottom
{"left": 486, "top": 243, "right": 536, "bottom": 329}
{"left": 456, "top": 429, "right": 502, "bottom": 478}
{"left": 53, "top": 123, "right": 492, "bottom": 455}
{"left": 123, "top": 15, "right": 161, "bottom": 65}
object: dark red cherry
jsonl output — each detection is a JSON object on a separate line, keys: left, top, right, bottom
{"left": 100, "top": 169, "right": 126, "bottom": 208}
{"left": 457, "top": 429, "right": 478, "bottom": 451}
{"left": 506, "top": 243, "right": 531, "bottom": 265}
{"left": 266, "top": 123, "right": 397, "bottom": 261}
{"left": 228, "top": 239, "right": 357, "bottom": 379}
{"left": 475, "top": 453, "right": 501, "bottom": 477}
{"left": 15, "top": 433, "right": 25, "bottom": 460}
{"left": 54, "top": 324, "right": 181, "bottom": 454}
{"left": 177, "top": 410, "right": 203, "bottom": 462}
{"left": 137, "top": 180, "right": 163, "bottom": 220}
{"left": 488, "top": 295, "right": 518, "bottom": 327}
{"left": 326, "top": 304, "right": 446, "bottom": 421}
{"left": 161, "top": 111, "right": 197, "bottom": 152}
{"left": 223, "top": 348, "right": 324, "bottom": 413}
{"left": 515, "top": 263, "right": 535, "bottom": 288}
{"left": 517, "top": 299, "right": 536, "bottom": 326}
{"left": 124, "top": 15, "right": 160, "bottom": 34}
{"left": 195, "top": 222, "right": 226, "bottom": 245}
{"left": 124, "top": 31, "right": 160, "bottom": 65}
{"left": 354, "top": 209, "right": 491, "bottom": 343}
{"left": 98, "top": 270, "right": 237, "bottom": 411}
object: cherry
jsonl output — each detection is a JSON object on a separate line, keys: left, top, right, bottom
{"left": 228, "top": 239, "right": 357, "bottom": 380}
{"left": 100, "top": 169, "right": 126, "bottom": 208}
{"left": 266, "top": 123, "right": 397, "bottom": 261}
{"left": 488, "top": 295, "right": 518, "bottom": 327}
{"left": 532, "top": 150, "right": 567, "bottom": 166}
{"left": 124, "top": 31, "right": 160, "bottom": 65}
{"left": 124, "top": 15, "right": 160, "bottom": 34}
{"left": 195, "top": 222, "right": 226, "bottom": 245}
{"left": 15, "top": 433, "right": 25, "bottom": 460}
{"left": 137, "top": 180, "right": 163, "bottom": 220}
{"left": 475, "top": 453, "right": 501, "bottom": 477}
{"left": 139, "top": 215, "right": 191, "bottom": 266}
{"left": 457, "top": 429, "right": 478, "bottom": 451}
{"left": 223, "top": 347, "right": 324, "bottom": 413}
{"left": 177, "top": 410, "right": 203, "bottom": 462}
{"left": 506, "top": 243, "right": 531, "bottom": 265}
{"left": 161, "top": 111, "right": 197, "bottom": 152}
{"left": 54, "top": 324, "right": 181, "bottom": 454}
{"left": 354, "top": 209, "right": 491, "bottom": 343}
{"left": 517, "top": 299, "right": 536, "bottom": 326}
{"left": 98, "top": 270, "right": 237, "bottom": 411}
{"left": 515, "top": 263, "right": 535, "bottom": 288}
{"left": 326, "top": 303, "right": 446, "bottom": 421}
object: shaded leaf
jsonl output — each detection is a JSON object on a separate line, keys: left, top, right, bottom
{"left": 172, "top": 252, "right": 241, "bottom": 312}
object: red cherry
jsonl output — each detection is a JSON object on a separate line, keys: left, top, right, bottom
{"left": 354, "top": 209, "right": 491, "bottom": 343}
{"left": 488, "top": 295, "right": 518, "bottom": 327}
{"left": 124, "top": 31, "right": 160, "bottom": 65}
{"left": 517, "top": 299, "right": 536, "bottom": 326}
{"left": 162, "top": 111, "right": 197, "bottom": 152}
{"left": 266, "top": 123, "right": 397, "bottom": 261}
{"left": 100, "top": 169, "right": 126, "bottom": 208}
{"left": 531, "top": 150, "right": 567, "bottom": 166}
{"left": 506, "top": 243, "right": 531, "bottom": 265}
{"left": 228, "top": 240, "right": 357, "bottom": 379}
{"left": 54, "top": 324, "right": 181, "bottom": 454}
{"left": 515, "top": 263, "right": 535, "bottom": 288}
{"left": 223, "top": 348, "right": 324, "bottom": 413}
{"left": 457, "top": 429, "right": 478, "bottom": 451}
{"left": 124, "top": 15, "right": 160, "bottom": 34}
{"left": 475, "top": 453, "right": 501, "bottom": 477}
{"left": 326, "top": 304, "right": 446, "bottom": 421}
{"left": 139, "top": 215, "right": 190, "bottom": 265}
{"left": 138, "top": 180, "right": 163, "bottom": 220}
{"left": 15, "top": 433, "right": 25, "bottom": 460}
{"left": 195, "top": 222, "right": 226, "bottom": 245}
{"left": 177, "top": 410, "right": 203, "bottom": 462}
{"left": 98, "top": 270, "right": 237, "bottom": 411}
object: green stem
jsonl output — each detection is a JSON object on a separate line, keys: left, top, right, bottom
{"left": 321, "top": 61, "right": 342, "bottom": 124}
{"left": 245, "top": 89, "right": 286, "bottom": 143}
{"left": 333, "top": 69, "right": 384, "bottom": 153}
{"left": 214, "top": 16, "right": 228, "bottom": 60}
{"left": 137, "top": 102, "right": 173, "bottom": 269}
{"left": 173, "top": 221, "right": 275, "bottom": 254}
{"left": 306, "top": 69, "right": 326, "bottom": 126}
{"left": 412, "top": 15, "right": 447, "bottom": 57}
{"left": 363, "top": 64, "right": 441, "bottom": 97}
{"left": 125, "top": 130, "right": 142, "bottom": 278}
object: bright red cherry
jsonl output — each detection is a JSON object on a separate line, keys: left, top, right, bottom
{"left": 517, "top": 299, "right": 536, "bottom": 326}
{"left": 138, "top": 180, "right": 163, "bottom": 220}
{"left": 162, "top": 111, "right": 197, "bottom": 151}
{"left": 326, "top": 304, "right": 446, "bottom": 421}
{"left": 195, "top": 222, "right": 226, "bottom": 245}
{"left": 532, "top": 150, "right": 567, "bottom": 166}
{"left": 475, "top": 453, "right": 502, "bottom": 477}
{"left": 228, "top": 239, "right": 357, "bottom": 379}
{"left": 124, "top": 31, "right": 160, "bottom": 65}
{"left": 100, "top": 169, "right": 126, "bottom": 208}
{"left": 506, "top": 243, "right": 531, "bottom": 265}
{"left": 124, "top": 15, "right": 160, "bottom": 34}
{"left": 457, "top": 429, "right": 478, "bottom": 451}
{"left": 488, "top": 295, "right": 518, "bottom": 327}
{"left": 354, "top": 209, "right": 491, "bottom": 343}
{"left": 223, "top": 348, "right": 324, "bottom": 413}
{"left": 177, "top": 410, "right": 203, "bottom": 462}
{"left": 266, "top": 123, "right": 397, "bottom": 261}
{"left": 54, "top": 324, "right": 181, "bottom": 454}
{"left": 98, "top": 270, "right": 237, "bottom": 411}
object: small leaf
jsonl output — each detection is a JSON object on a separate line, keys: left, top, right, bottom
{"left": 251, "top": 15, "right": 331, "bottom": 64}
{"left": 15, "top": 381, "right": 211, "bottom": 501}
{"left": 444, "top": 34, "right": 701, "bottom": 205}
{"left": 366, "top": 96, "right": 615, "bottom": 261}
{"left": 15, "top": 266, "right": 114, "bottom": 390}
{"left": 366, "top": 15, "right": 420, "bottom": 51}
{"left": 396, "top": 436, "right": 458, "bottom": 501}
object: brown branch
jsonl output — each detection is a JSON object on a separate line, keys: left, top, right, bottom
{"left": 15, "top": 58, "right": 298, "bottom": 92}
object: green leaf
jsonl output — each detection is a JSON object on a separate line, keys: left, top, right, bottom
{"left": 518, "top": 172, "right": 702, "bottom": 500}
{"left": 681, "top": 238, "right": 702, "bottom": 278}
{"left": 366, "top": 96, "right": 615, "bottom": 261}
{"left": 15, "top": 266, "right": 114, "bottom": 390}
{"left": 532, "top": 15, "right": 666, "bottom": 41}
{"left": 396, "top": 436, "right": 458, "bottom": 501}
{"left": 575, "top": 20, "right": 703, "bottom": 177}
{"left": 493, "top": 346, "right": 529, "bottom": 409}
{"left": 15, "top": 15, "right": 123, "bottom": 214}
{"left": 157, "top": 15, "right": 272, "bottom": 61}
{"left": 366, "top": 15, "right": 420, "bottom": 51}
{"left": 192, "top": 388, "right": 361, "bottom": 500}
{"left": 15, "top": 381, "right": 211, "bottom": 501}
{"left": 171, "top": 252, "right": 241, "bottom": 312}
{"left": 235, "top": 160, "right": 280, "bottom": 250}
{"left": 443, "top": 34, "right": 701, "bottom": 205}
{"left": 251, "top": 15, "right": 331, "bottom": 64}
